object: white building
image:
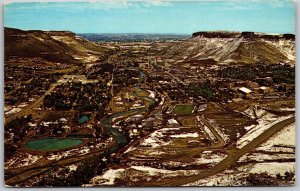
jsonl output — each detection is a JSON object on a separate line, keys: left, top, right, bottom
{"left": 168, "top": 118, "right": 179, "bottom": 125}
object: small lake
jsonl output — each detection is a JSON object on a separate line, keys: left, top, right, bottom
{"left": 26, "top": 138, "right": 83, "bottom": 152}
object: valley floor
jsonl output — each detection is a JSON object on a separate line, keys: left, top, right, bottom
{"left": 4, "top": 32, "right": 296, "bottom": 187}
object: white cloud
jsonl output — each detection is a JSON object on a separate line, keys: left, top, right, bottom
{"left": 220, "top": 0, "right": 294, "bottom": 11}
{"left": 146, "top": 0, "right": 173, "bottom": 6}
{"left": 4, "top": 0, "right": 292, "bottom": 10}
{"left": 4, "top": 0, "right": 174, "bottom": 13}
{"left": 4, "top": 1, "right": 12, "bottom": 5}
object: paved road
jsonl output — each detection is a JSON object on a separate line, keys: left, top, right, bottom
{"left": 40, "top": 66, "right": 78, "bottom": 74}
{"left": 198, "top": 115, "right": 225, "bottom": 147}
{"left": 5, "top": 83, "right": 60, "bottom": 125}
{"left": 166, "top": 71, "right": 187, "bottom": 86}
{"left": 146, "top": 116, "right": 295, "bottom": 186}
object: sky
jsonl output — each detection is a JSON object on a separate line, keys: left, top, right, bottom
{"left": 4, "top": 0, "right": 295, "bottom": 34}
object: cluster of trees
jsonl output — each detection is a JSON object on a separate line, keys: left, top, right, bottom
{"left": 4, "top": 143, "right": 17, "bottom": 161}
{"left": 245, "top": 172, "right": 295, "bottom": 186}
{"left": 187, "top": 83, "right": 214, "bottom": 100}
{"left": 5, "top": 116, "right": 31, "bottom": 143}
{"left": 168, "top": 89, "right": 186, "bottom": 101}
{"left": 185, "top": 82, "right": 233, "bottom": 102}
{"left": 34, "top": 156, "right": 106, "bottom": 187}
{"left": 113, "top": 69, "right": 140, "bottom": 85}
{"left": 44, "top": 94, "right": 71, "bottom": 110}
{"left": 6, "top": 77, "right": 51, "bottom": 105}
{"left": 272, "top": 65, "right": 295, "bottom": 84}
{"left": 5, "top": 116, "right": 32, "bottom": 161}
{"left": 44, "top": 82, "right": 110, "bottom": 112}
{"left": 219, "top": 63, "right": 295, "bottom": 84}
{"left": 86, "top": 63, "right": 113, "bottom": 80}
{"left": 219, "top": 67, "right": 255, "bottom": 80}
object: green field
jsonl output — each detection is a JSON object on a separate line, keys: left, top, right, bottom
{"left": 172, "top": 104, "right": 195, "bottom": 114}
{"left": 26, "top": 138, "right": 83, "bottom": 152}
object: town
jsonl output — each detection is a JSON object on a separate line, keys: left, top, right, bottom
{"left": 4, "top": 28, "right": 295, "bottom": 187}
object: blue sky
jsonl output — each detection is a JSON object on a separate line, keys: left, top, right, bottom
{"left": 4, "top": 0, "right": 295, "bottom": 34}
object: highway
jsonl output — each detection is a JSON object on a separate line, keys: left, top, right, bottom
{"left": 154, "top": 116, "right": 295, "bottom": 186}
{"left": 5, "top": 82, "right": 60, "bottom": 125}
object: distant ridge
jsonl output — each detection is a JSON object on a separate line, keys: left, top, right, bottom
{"left": 192, "top": 31, "right": 295, "bottom": 40}
{"left": 77, "top": 33, "right": 190, "bottom": 42}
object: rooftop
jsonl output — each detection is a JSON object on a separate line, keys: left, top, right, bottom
{"left": 239, "top": 87, "right": 252, "bottom": 94}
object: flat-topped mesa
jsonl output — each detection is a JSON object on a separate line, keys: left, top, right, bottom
{"left": 4, "top": 27, "right": 75, "bottom": 37}
{"left": 242, "top": 32, "right": 295, "bottom": 40}
{"left": 192, "top": 31, "right": 295, "bottom": 40}
{"left": 44, "top": 30, "right": 75, "bottom": 37}
{"left": 282, "top": 34, "right": 295, "bottom": 40}
{"left": 241, "top": 31, "right": 256, "bottom": 38}
{"left": 192, "top": 31, "right": 241, "bottom": 38}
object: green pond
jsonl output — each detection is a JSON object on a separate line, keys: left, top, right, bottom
{"left": 172, "top": 104, "right": 195, "bottom": 114}
{"left": 26, "top": 138, "right": 83, "bottom": 151}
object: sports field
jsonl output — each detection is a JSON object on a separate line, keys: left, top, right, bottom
{"left": 172, "top": 104, "right": 195, "bottom": 114}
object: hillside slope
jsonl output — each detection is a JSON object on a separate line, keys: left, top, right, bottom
{"left": 4, "top": 27, "right": 110, "bottom": 64}
{"left": 161, "top": 31, "right": 295, "bottom": 64}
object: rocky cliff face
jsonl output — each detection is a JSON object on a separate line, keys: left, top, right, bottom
{"left": 4, "top": 27, "right": 109, "bottom": 64}
{"left": 163, "top": 31, "right": 295, "bottom": 65}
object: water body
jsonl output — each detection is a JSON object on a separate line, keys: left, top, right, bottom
{"left": 26, "top": 138, "right": 83, "bottom": 152}
{"left": 102, "top": 87, "right": 155, "bottom": 153}
{"left": 140, "top": 70, "right": 146, "bottom": 83}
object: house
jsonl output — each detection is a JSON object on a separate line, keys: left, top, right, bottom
{"left": 198, "top": 104, "right": 208, "bottom": 112}
{"left": 238, "top": 87, "right": 252, "bottom": 98}
{"left": 129, "top": 129, "right": 140, "bottom": 137}
{"left": 168, "top": 118, "right": 179, "bottom": 125}
{"left": 258, "top": 86, "right": 270, "bottom": 94}
{"left": 59, "top": 118, "right": 68, "bottom": 123}
{"left": 62, "top": 125, "right": 71, "bottom": 133}
{"left": 232, "top": 98, "right": 243, "bottom": 102}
